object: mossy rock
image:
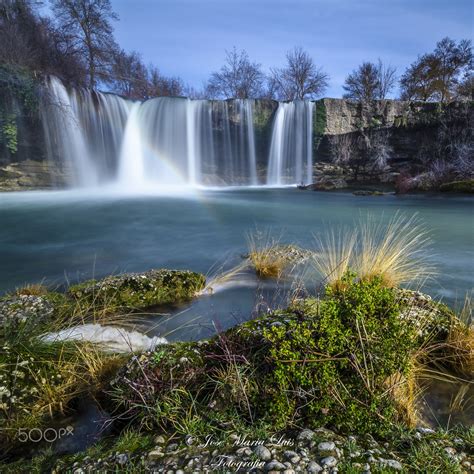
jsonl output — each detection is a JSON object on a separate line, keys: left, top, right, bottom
{"left": 111, "top": 275, "right": 428, "bottom": 436}
{"left": 68, "top": 269, "right": 206, "bottom": 312}
{"left": 439, "top": 179, "right": 474, "bottom": 193}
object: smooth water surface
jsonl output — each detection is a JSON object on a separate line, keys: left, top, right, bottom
{"left": 0, "top": 189, "right": 472, "bottom": 339}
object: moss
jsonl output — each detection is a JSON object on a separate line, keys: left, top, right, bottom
{"left": 313, "top": 99, "right": 327, "bottom": 154}
{"left": 439, "top": 180, "right": 474, "bottom": 193}
{"left": 68, "top": 269, "right": 206, "bottom": 312}
{"left": 0, "top": 114, "right": 18, "bottom": 154}
{"left": 111, "top": 274, "right": 422, "bottom": 436}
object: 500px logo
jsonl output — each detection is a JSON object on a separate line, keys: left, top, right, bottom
{"left": 1, "top": 426, "right": 74, "bottom": 443}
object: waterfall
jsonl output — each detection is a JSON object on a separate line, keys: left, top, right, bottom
{"left": 266, "top": 101, "right": 314, "bottom": 186}
{"left": 41, "top": 77, "right": 316, "bottom": 190}
{"left": 42, "top": 77, "right": 131, "bottom": 187}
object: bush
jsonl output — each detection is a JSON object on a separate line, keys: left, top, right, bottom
{"left": 111, "top": 273, "right": 419, "bottom": 436}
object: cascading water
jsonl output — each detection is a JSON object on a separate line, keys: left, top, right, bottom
{"left": 42, "top": 77, "right": 131, "bottom": 187}
{"left": 41, "top": 77, "right": 315, "bottom": 190}
{"left": 266, "top": 101, "right": 314, "bottom": 186}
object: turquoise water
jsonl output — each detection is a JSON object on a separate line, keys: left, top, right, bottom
{"left": 0, "top": 188, "right": 472, "bottom": 339}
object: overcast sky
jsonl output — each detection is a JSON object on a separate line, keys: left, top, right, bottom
{"left": 110, "top": 0, "right": 472, "bottom": 98}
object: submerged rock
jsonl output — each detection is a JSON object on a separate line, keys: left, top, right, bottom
{"left": 68, "top": 269, "right": 206, "bottom": 311}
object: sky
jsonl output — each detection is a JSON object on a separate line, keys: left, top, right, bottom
{"left": 109, "top": 0, "right": 473, "bottom": 98}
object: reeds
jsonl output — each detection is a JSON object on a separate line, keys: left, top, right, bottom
{"left": 312, "top": 213, "right": 434, "bottom": 288}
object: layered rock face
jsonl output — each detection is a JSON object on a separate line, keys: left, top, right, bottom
{"left": 313, "top": 99, "right": 473, "bottom": 191}
{"left": 0, "top": 75, "right": 472, "bottom": 192}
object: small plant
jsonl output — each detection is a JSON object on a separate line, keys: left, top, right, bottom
{"left": 246, "top": 230, "right": 290, "bottom": 279}
{"left": 15, "top": 283, "right": 49, "bottom": 296}
{"left": 354, "top": 213, "right": 433, "bottom": 287}
{"left": 312, "top": 226, "right": 357, "bottom": 288}
{"left": 313, "top": 213, "right": 434, "bottom": 289}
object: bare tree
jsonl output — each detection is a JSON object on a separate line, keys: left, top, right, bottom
{"left": 207, "top": 47, "right": 265, "bottom": 99}
{"left": 343, "top": 62, "right": 379, "bottom": 101}
{"left": 110, "top": 49, "right": 147, "bottom": 98}
{"left": 270, "top": 47, "right": 329, "bottom": 100}
{"left": 52, "top": 0, "right": 118, "bottom": 88}
{"left": 376, "top": 59, "right": 397, "bottom": 99}
{"left": 343, "top": 60, "right": 396, "bottom": 101}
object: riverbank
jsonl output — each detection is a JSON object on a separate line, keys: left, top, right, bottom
{"left": 1, "top": 245, "right": 472, "bottom": 471}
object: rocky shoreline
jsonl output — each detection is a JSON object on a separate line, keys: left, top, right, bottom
{"left": 1, "top": 256, "right": 473, "bottom": 472}
{"left": 52, "top": 426, "right": 473, "bottom": 473}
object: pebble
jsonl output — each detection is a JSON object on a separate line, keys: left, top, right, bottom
{"left": 147, "top": 449, "right": 163, "bottom": 461}
{"left": 379, "top": 459, "right": 403, "bottom": 470}
{"left": 297, "top": 429, "right": 315, "bottom": 442}
{"left": 320, "top": 456, "right": 338, "bottom": 468}
{"left": 317, "top": 441, "right": 336, "bottom": 454}
{"left": 116, "top": 453, "right": 128, "bottom": 465}
{"left": 254, "top": 445, "right": 272, "bottom": 461}
{"left": 306, "top": 460, "right": 323, "bottom": 473}
{"left": 265, "top": 460, "right": 287, "bottom": 470}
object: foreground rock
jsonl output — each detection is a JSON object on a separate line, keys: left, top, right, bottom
{"left": 68, "top": 269, "right": 206, "bottom": 311}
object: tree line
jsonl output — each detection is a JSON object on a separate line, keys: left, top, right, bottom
{"left": 1, "top": 0, "right": 472, "bottom": 102}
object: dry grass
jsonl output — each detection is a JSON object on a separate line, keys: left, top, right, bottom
{"left": 15, "top": 283, "right": 49, "bottom": 296}
{"left": 444, "top": 318, "right": 474, "bottom": 378}
{"left": 200, "top": 260, "right": 250, "bottom": 295}
{"left": 312, "top": 213, "right": 434, "bottom": 289}
{"left": 312, "top": 226, "right": 357, "bottom": 288}
{"left": 246, "top": 230, "right": 289, "bottom": 279}
{"left": 354, "top": 213, "right": 433, "bottom": 287}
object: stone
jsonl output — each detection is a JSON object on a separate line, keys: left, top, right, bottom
{"left": 320, "top": 456, "right": 338, "bottom": 468}
{"left": 116, "top": 453, "right": 128, "bottom": 465}
{"left": 253, "top": 445, "right": 272, "bottom": 461}
{"left": 166, "top": 443, "right": 179, "bottom": 452}
{"left": 265, "top": 460, "right": 287, "bottom": 471}
{"left": 297, "top": 429, "right": 315, "bottom": 442}
{"left": 306, "top": 461, "right": 323, "bottom": 473}
{"left": 317, "top": 441, "right": 336, "bottom": 455}
{"left": 147, "top": 449, "right": 164, "bottom": 461}
{"left": 379, "top": 459, "right": 403, "bottom": 471}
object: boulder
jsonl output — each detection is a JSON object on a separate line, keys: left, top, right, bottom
{"left": 68, "top": 269, "right": 206, "bottom": 311}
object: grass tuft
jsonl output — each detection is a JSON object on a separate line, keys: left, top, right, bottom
{"left": 246, "top": 230, "right": 290, "bottom": 279}
{"left": 312, "top": 213, "right": 434, "bottom": 289}
{"left": 355, "top": 213, "right": 433, "bottom": 287}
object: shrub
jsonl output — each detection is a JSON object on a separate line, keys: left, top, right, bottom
{"left": 261, "top": 273, "right": 417, "bottom": 433}
{"left": 111, "top": 273, "right": 419, "bottom": 436}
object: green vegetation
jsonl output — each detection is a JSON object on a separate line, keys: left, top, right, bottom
{"left": 110, "top": 273, "right": 463, "bottom": 437}
{"left": 68, "top": 269, "right": 206, "bottom": 312}
{"left": 314, "top": 99, "right": 327, "bottom": 145}
{"left": 439, "top": 179, "right": 474, "bottom": 193}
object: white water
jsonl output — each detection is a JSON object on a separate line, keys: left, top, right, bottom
{"left": 42, "top": 77, "right": 315, "bottom": 189}
{"left": 42, "top": 323, "right": 168, "bottom": 353}
{"left": 267, "top": 101, "right": 314, "bottom": 186}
